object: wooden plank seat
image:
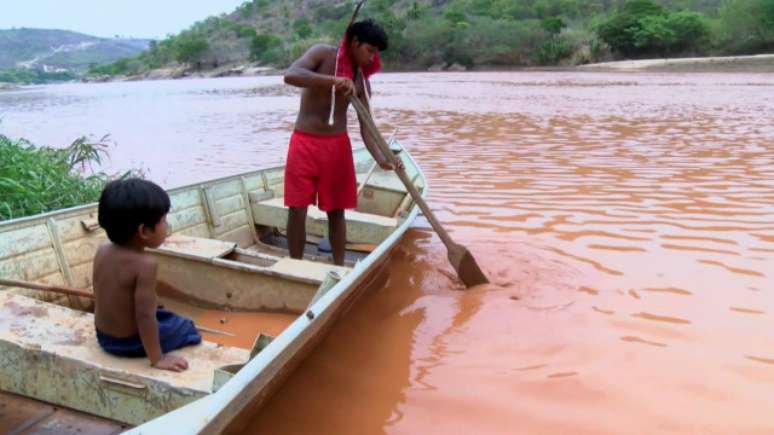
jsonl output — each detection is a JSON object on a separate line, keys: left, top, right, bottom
{"left": 151, "top": 234, "right": 351, "bottom": 287}
{"left": 148, "top": 234, "right": 351, "bottom": 313}
{"left": 250, "top": 197, "right": 398, "bottom": 245}
{"left": 0, "top": 293, "right": 249, "bottom": 425}
{"left": 356, "top": 168, "right": 410, "bottom": 193}
{"left": 152, "top": 234, "right": 237, "bottom": 261}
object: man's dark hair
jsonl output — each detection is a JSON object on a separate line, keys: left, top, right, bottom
{"left": 98, "top": 178, "right": 171, "bottom": 245}
{"left": 347, "top": 19, "right": 388, "bottom": 51}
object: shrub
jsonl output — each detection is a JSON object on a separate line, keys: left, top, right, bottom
{"left": 536, "top": 36, "right": 576, "bottom": 64}
{"left": 174, "top": 35, "right": 210, "bottom": 67}
{"left": 0, "top": 134, "right": 129, "bottom": 220}
{"left": 249, "top": 33, "right": 283, "bottom": 63}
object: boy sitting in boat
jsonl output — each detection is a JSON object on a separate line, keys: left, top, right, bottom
{"left": 92, "top": 178, "right": 200, "bottom": 372}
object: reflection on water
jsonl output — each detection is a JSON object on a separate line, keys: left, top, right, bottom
{"left": 2, "top": 72, "right": 773, "bottom": 433}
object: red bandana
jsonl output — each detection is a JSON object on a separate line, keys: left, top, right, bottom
{"left": 334, "top": 36, "right": 382, "bottom": 80}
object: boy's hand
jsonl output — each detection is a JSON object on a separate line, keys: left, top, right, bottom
{"left": 333, "top": 77, "right": 354, "bottom": 96}
{"left": 152, "top": 354, "right": 189, "bottom": 372}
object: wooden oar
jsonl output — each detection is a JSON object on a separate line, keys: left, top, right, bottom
{"left": 196, "top": 325, "right": 235, "bottom": 337}
{"left": 348, "top": 95, "right": 489, "bottom": 288}
{"left": 0, "top": 277, "right": 95, "bottom": 299}
{"left": 0, "top": 277, "right": 234, "bottom": 337}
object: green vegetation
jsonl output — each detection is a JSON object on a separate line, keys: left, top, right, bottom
{"left": 0, "top": 68, "right": 76, "bottom": 84}
{"left": 85, "top": 0, "right": 774, "bottom": 77}
{"left": 715, "top": 0, "right": 774, "bottom": 53}
{"left": 0, "top": 133, "right": 129, "bottom": 220}
{"left": 597, "top": 1, "right": 709, "bottom": 56}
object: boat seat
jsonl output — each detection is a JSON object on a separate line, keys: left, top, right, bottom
{"left": 251, "top": 197, "right": 397, "bottom": 245}
{"left": 0, "top": 293, "right": 249, "bottom": 424}
{"left": 153, "top": 235, "right": 350, "bottom": 286}
{"left": 208, "top": 252, "right": 352, "bottom": 287}
{"left": 152, "top": 234, "right": 237, "bottom": 261}
{"left": 268, "top": 257, "right": 351, "bottom": 284}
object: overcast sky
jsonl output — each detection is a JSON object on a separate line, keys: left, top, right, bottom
{"left": 0, "top": 0, "right": 248, "bottom": 39}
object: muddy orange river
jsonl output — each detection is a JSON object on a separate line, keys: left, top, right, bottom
{"left": 1, "top": 72, "right": 773, "bottom": 433}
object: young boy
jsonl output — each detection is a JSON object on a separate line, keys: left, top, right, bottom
{"left": 93, "top": 178, "right": 200, "bottom": 372}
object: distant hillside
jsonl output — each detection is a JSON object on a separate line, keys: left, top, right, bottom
{"left": 0, "top": 28, "right": 151, "bottom": 82}
{"left": 88, "top": 0, "right": 772, "bottom": 79}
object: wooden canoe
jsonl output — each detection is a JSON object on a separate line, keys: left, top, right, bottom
{"left": 0, "top": 141, "right": 426, "bottom": 433}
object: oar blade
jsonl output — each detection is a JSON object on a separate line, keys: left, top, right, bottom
{"left": 448, "top": 244, "right": 489, "bottom": 288}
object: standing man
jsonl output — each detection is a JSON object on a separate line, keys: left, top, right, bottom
{"left": 283, "top": 19, "right": 397, "bottom": 265}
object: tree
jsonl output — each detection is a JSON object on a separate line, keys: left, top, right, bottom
{"left": 174, "top": 35, "right": 209, "bottom": 67}
{"left": 406, "top": 2, "right": 428, "bottom": 20}
{"left": 665, "top": 11, "right": 710, "bottom": 52}
{"left": 622, "top": 0, "right": 665, "bottom": 16}
{"left": 249, "top": 33, "right": 282, "bottom": 63}
{"left": 541, "top": 16, "right": 566, "bottom": 35}
{"left": 293, "top": 19, "right": 313, "bottom": 39}
{"left": 633, "top": 15, "right": 677, "bottom": 54}
{"left": 597, "top": 0, "right": 668, "bottom": 56}
{"left": 236, "top": 25, "right": 257, "bottom": 39}
{"left": 443, "top": 1, "right": 467, "bottom": 24}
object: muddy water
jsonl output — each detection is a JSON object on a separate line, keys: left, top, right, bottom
{"left": 1, "top": 72, "right": 773, "bottom": 433}
{"left": 157, "top": 295, "right": 296, "bottom": 350}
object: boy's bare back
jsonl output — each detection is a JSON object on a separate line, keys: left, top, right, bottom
{"left": 93, "top": 178, "right": 192, "bottom": 372}
{"left": 93, "top": 243, "right": 157, "bottom": 338}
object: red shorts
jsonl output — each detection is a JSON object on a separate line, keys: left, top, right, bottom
{"left": 284, "top": 130, "right": 357, "bottom": 212}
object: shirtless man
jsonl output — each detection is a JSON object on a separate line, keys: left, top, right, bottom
{"left": 283, "top": 19, "right": 400, "bottom": 265}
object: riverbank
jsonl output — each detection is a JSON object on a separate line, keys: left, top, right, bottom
{"left": 23, "top": 53, "right": 774, "bottom": 86}
{"left": 84, "top": 63, "right": 281, "bottom": 83}
{"left": 82, "top": 60, "right": 474, "bottom": 83}
{"left": 580, "top": 53, "right": 774, "bottom": 72}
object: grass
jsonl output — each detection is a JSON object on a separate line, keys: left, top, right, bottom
{"left": 0, "top": 133, "right": 132, "bottom": 221}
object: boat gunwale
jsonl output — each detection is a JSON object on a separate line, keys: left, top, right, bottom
{"left": 0, "top": 162, "right": 287, "bottom": 229}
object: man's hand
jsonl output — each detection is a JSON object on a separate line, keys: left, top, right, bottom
{"left": 379, "top": 158, "right": 405, "bottom": 171}
{"left": 152, "top": 354, "right": 189, "bottom": 372}
{"left": 333, "top": 77, "right": 355, "bottom": 96}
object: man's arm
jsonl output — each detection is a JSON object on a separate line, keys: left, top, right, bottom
{"left": 134, "top": 258, "right": 188, "bottom": 372}
{"left": 284, "top": 44, "right": 354, "bottom": 95}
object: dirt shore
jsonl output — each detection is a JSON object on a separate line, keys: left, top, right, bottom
{"left": 580, "top": 53, "right": 774, "bottom": 73}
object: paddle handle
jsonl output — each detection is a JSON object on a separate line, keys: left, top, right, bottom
{"left": 0, "top": 277, "right": 95, "bottom": 299}
{"left": 349, "top": 95, "right": 456, "bottom": 249}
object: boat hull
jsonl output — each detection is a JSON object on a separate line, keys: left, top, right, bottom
{"left": 0, "top": 143, "right": 427, "bottom": 433}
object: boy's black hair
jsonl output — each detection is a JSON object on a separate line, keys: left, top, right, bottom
{"left": 98, "top": 178, "right": 171, "bottom": 245}
{"left": 346, "top": 19, "right": 388, "bottom": 51}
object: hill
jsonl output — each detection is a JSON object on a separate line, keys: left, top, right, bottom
{"left": 88, "top": 0, "right": 772, "bottom": 79}
{"left": 0, "top": 28, "right": 151, "bottom": 83}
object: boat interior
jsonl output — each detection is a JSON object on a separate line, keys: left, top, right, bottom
{"left": 0, "top": 145, "right": 424, "bottom": 425}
